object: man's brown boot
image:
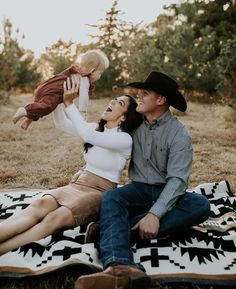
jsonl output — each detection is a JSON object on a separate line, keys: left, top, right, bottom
{"left": 74, "top": 264, "right": 153, "bottom": 289}
{"left": 84, "top": 222, "right": 100, "bottom": 243}
{"left": 113, "top": 264, "right": 153, "bottom": 289}
{"left": 74, "top": 266, "right": 128, "bottom": 289}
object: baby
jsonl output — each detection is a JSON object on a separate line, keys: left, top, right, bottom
{"left": 13, "top": 49, "right": 109, "bottom": 129}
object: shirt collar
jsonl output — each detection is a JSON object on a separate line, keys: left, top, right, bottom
{"left": 104, "top": 126, "right": 119, "bottom": 132}
{"left": 144, "top": 110, "right": 172, "bottom": 128}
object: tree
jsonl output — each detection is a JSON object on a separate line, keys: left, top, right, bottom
{"left": 217, "top": 38, "right": 236, "bottom": 104}
{"left": 87, "top": 0, "right": 140, "bottom": 92}
{"left": 40, "top": 39, "right": 82, "bottom": 76}
{"left": 149, "top": 0, "right": 236, "bottom": 100}
{"left": 193, "top": 0, "right": 236, "bottom": 102}
{"left": 0, "top": 19, "right": 41, "bottom": 102}
{"left": 14, "top": 50, "right": 41, "bottom": 92}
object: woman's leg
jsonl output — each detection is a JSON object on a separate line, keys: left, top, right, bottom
{"left": 0, "top": 195, "right": 59, "bottom": 243}
{"left": 0, "top": 206, "right": 75, "bottom": 255}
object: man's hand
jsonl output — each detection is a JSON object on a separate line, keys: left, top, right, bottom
{"left": 132, "top": 213, "right": 160, "bottom": 239}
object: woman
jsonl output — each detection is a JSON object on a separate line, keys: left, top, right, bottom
{"left": 0, "top": 76, "right": 143, "bottom": 255}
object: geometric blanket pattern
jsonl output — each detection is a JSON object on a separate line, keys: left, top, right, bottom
{"left": 0, "top": 180, "right": 235, "bottom": 286}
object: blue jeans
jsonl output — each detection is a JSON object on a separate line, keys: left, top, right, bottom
{"left": 100, "top": 182, "right": 210, "bottom": 269}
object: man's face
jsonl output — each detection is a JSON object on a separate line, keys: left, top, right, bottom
{"left": 136, "top": 89, "right": 160, "bottom": 114}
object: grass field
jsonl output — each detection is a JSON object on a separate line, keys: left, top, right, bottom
{"left": 1, "top": 94, "right": 235, "bottom": 191}
{"left": 0, "top": 94, "right": 235, "bottom": 289}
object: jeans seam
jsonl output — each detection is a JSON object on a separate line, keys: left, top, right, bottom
{"left": 104, "top": 256, "right": 136, "bottom": 268}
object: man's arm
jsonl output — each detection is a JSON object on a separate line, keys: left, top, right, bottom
{"left": 133, "top": 133, "right": 193, "bottom": 239}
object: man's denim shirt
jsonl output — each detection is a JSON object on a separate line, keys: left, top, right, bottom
{"left": 129, "top": 110, "right": 193, "bottom": 219}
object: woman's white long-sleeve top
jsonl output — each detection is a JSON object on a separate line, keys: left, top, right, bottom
{"left": 53, "top": 103, "right": 132, "bottom": 183}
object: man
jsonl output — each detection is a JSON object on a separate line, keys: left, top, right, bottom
{"left": 75, "top": 71, "right": 211, "bottom": 289}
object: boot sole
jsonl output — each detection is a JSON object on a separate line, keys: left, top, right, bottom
{"left": 130, "top": 275, "right": 153, "bottom": 289}
{"left": 74, "top": 274, "right": 117, "bottom": 289}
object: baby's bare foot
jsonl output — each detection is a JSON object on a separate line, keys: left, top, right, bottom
{"left": 12, "top": 107, "right": 27, "bottom": 124}
{"left": 21, "top": 118, "right": 33, "bottom": 130}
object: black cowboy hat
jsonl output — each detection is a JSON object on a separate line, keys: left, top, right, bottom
{"left": 127, "top": 71, "right": 187, "bottom": 112}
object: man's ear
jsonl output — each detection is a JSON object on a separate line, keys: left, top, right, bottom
{"left": 156, "top": 95, "right": 166, "bottom": 105}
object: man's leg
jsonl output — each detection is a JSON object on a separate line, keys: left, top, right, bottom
{"left": 130, "top": 192, "right": 210, "bottom": 237}
{"left": 159, "top": 192, "right": 210, "bottom": 236}
{"left": 74, "top": 182, "right": 157, "bottom": 289}
{"left": 100, "top": 182, "right": 158, "bottom": 269}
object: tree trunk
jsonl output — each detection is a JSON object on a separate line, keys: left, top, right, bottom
{"left": 0, "top": 90, "right": 11, "bottom": 104}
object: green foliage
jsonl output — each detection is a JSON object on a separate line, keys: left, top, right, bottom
{"left": 0, "top": 20, "right": 21, "bottom": 98}
{"left": 87, "top": 0, "right": 140, "bottom": 91}
{"left": 14, "top": 50, "right": 41, "bottom": 91}
{"left": 121, "top": 0, "right": 235, "bottom": 104}
{"left": 0, "top": 19, "right": 41, "bottom": 102}
{"left": 134, "top": 0, "right": 236, "bottom": 102}
{"left": 174, "top": 0, "right": 235, "bottom": 99}
{"left": 216, "top": 38, "right": 236, "bottom": 102}
{"left": 40, "top": 39, "right": 81, "bottom": 75}
{"left": 0, "top": 1, "right": 235, "bottom": 105}
{"left": 87, "top": 0, "right": 123, "bottom": 91}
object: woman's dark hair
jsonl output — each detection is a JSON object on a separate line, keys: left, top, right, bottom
{"left": 84, "top": 95, "right": 143, "bottom": 153}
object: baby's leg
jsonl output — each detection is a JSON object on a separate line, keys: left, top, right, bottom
{"left": 25, "top": 94, "right": 61, "bottom": 120}
{"left": 21, "top": 118, "right": 33, "bottom": 130}
{"left": 12, "top": 107, "right": 27, "bottom": 124}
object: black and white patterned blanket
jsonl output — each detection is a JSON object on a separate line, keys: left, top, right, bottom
{"left": 0, "top": 181, "right": 235, "bottom": 286}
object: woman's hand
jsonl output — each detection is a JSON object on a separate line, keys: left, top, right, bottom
{"left": 63, "top": 75, "right": 80, "bottom": 107}
{"left": 69, "top": 169, "right": 83, "bottom": 184}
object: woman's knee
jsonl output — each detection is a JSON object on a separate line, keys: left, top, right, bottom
{"left": 42, "top": 207, "right": 74, "bottom": 229}
{"left": 30, "top": 198, "right": 45, "bottom": 209}
{"left": 26, "top": 198, "right": 50, "bottom": 220}
{"left": 31, "top": 195, "right": 57, "bottom": 210}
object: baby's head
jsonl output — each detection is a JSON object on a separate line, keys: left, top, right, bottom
{"left": 78, "top": 49, "right": 109, "bottom": 83}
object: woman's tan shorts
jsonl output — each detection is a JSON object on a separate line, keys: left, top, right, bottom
{"left": 45, "top": 171, "right": 117, "bottom": 226}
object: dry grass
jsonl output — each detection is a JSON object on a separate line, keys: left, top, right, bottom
{"left": 1, "top": 94, "right": 235, "bottom": 192}
{"left": 0, "top": 94, "right": 235, "bottom": 289}
{"left": 0, "top": 95, "right": 109, "bottom": 190}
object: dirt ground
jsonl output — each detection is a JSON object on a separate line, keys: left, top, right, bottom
{"left": 0, "top": 94, "right": 235, "bottom": 192}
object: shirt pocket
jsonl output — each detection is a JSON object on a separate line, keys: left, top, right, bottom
{"left": 155, "top": 146, "right": 168, "bottom": 174}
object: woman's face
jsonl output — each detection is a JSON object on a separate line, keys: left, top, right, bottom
{"left": 101, "top": 95, "right": 130, "bottom": 123}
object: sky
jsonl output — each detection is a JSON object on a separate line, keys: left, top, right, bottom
{"left": 0, "top": 0, "right": 180, "bottom": 57}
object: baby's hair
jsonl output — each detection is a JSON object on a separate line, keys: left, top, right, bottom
{"left": 79, "top": 49, "right": 109, "bottom": 71}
